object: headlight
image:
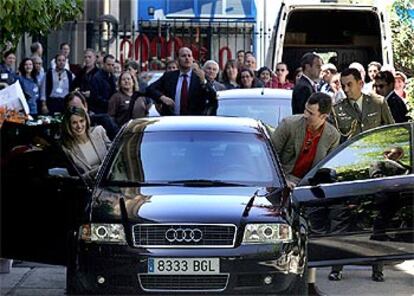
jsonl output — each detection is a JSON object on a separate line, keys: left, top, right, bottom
{"left": 242, "top": 223, "right": 292, "bottom": 244}
{"left": 80, "top": 223, "right": 127, "bottom": 244}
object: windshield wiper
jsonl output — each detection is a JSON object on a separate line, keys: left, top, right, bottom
{"left": 103, "top": 180, "right": 174, "bottom": 187}
{"left": 167, "top": 179, "right": 248, "bottom": 187}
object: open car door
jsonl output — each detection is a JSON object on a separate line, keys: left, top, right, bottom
{"left": 1, "top": 121, "right": 91, "bottom": 266}
{"left": 292, "top": 123, "right": 414, "bottom": 267}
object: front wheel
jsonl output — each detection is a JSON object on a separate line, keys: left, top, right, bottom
{"left": 283, "top": 265, "right": 308, "bottom": 295}
{"left": 66, "top": 230, "right": 89, "bottom": 295}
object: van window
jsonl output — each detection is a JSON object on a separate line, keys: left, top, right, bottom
{"left": 283, "top": 9, "right": 383, "bottom": 75}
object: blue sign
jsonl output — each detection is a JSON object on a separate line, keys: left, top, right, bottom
{"left": 138, "top": 0, "right": 256, "bottom": 21}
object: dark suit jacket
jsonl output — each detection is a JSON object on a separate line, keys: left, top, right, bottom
{"left": 89, "top": 69, "right": 117, "bottom": 114}
{"left": 146, "top": 70, "right": 217, "bottom": 115}
{"left": 386, "top": 91, "right": 410, "bottom": 123}
{"left": 292, "top": 76, "right": 315, "bottom": 114}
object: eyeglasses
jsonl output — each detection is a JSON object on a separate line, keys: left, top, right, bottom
{"left": 276, "top": 68, "right": 286, "bottom": 72}
{"left": 374, "top": 84, "right": 387, "bottom": 89}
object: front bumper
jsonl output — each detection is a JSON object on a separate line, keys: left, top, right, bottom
{"left": 73, "top": 242, "right": 306, "bottom": 295}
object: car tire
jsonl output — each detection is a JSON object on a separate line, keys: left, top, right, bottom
{"left": 66, "top": 266, "right": 83, "bottom": 295}
{"left": 283, "top": 264, "right": 308, "bottom": 295}
{"left": 66, "top": 230, "right": 89, "bottom": 295}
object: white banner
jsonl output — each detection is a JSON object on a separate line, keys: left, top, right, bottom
{"left": 0, "top": 81, "right": 29, "bottom": 115}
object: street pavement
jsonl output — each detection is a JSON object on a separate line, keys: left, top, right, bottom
{"left": 0, "top": 260, "right": 413, "bottom": 295}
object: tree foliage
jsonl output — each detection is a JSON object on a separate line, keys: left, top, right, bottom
{"left": 390, "top": 0, "right": 414, "bottom": 118}
{"left": 0, "top": 0, "right": 83, "bottom": 52}
{"left": 390, "top": 0, "right": 414, "bottom": 76}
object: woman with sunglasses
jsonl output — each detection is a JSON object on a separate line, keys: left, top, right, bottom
{"left": 274, "top": 62, "right": 294, "bottom": 89}
{"left": 61, "top": 107, "right": 111, "bottom": 183}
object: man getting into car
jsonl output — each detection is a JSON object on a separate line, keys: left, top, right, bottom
{"left": 271, "top": 92, "right": 340, "bottom": 296}
{"left": 271, "top": 92, "right": 340, "bottom": 187}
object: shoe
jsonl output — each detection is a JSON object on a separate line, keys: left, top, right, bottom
{"left": 328, "top": 270, "right": 343, "bottom": 281}
{"left": 308, "top": 283, "right": 327, "bottom": 296}
{"left": 372, "top": 271, "right": 384, "bottom": 282}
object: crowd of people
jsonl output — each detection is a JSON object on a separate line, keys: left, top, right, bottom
{"left": 1, "top": 42, "right": 412, "bottom": 293}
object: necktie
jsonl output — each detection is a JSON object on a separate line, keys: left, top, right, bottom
{"left": 353, "top": 102, "right": 362, "bottom": 121}
{"left": 180, "top": 74, "right": 188, "bottom": 115}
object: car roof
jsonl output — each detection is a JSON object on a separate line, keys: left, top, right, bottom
{"left": 217, "top": 88, "right": 292, "bottom": 100}
{"left": 124, "top": 116, "right": 264, "bottom": 134}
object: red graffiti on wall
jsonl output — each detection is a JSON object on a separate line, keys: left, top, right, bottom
{"left": 120, "top": 34, "right": 235, "bottom": 70}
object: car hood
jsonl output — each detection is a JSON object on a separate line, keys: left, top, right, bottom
{"left": 91, "top": 186, "right": 288, "bottom": 225}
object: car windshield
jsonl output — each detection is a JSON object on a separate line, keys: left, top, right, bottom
{"left": 216, "top": 98, "right": 291, "bottom": 128}
{"left": 105, "top": 131, "right": 279, "bottom": 186}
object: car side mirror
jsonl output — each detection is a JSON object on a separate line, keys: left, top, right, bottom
{"left": 308, "top": 168, "right": 337, "bottom": 186}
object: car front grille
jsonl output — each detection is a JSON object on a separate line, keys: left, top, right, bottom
{"left": 138, "top": 274, "right": 229, "bottom": 292}
{"left": 132, "top": 224, "right": 237, "bottom": 248}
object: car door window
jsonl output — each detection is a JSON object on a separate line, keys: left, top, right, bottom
{"left": 320, "top": 126, "right": 411, "bottom": 182}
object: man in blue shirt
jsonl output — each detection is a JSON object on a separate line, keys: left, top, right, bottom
{"left": 0, "top": 50, "right": 17, "bottom": 87}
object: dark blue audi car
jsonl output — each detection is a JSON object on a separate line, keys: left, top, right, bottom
{"left": 1, "top": 117, "right": 413, "bottom": 295}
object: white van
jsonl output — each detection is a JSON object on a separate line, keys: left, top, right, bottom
{"left": 260, "top": 0, "right": 393, "bottom": 72}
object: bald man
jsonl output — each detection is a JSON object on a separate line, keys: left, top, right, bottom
{"left": 146, "top": 47, "right": 217, "bottom": 115}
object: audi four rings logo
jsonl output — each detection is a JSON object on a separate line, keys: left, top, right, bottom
{"left": 165, "top": 228, "right": 203, "bottom": 243}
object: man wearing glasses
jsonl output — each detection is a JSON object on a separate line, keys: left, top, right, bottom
{"left": 274, "top": 62, "right": 294, "bottom": 89}
{"left": 271, "top": 92, "right": 340, "bottom": 187}
{"left": 374, "top": 71, "right": 410, "bottom": 123}
{"left": 331, "top": 68, "right": 394, "bottom": 142}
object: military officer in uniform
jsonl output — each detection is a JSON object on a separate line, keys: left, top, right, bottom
{"left": 331, "top": 68, "right": 394, "bottom": 142}
{"left": 329, "top": 67, "right": 394, "bottom": 282}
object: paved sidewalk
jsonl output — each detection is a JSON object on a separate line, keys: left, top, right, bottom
{"left": 1, "top": 260, "right": 413, "bottom": 295}
{"left": 0, "top": 262, "right": 66, "bottom": 296}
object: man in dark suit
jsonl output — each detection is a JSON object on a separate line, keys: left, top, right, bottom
{"left": 89, "top": 54, "right": 117, "bottom": 114}
{"left": 146, "top": 47, "right": 217, "bottom": 115}
{"left": 374, "top": 70, "right": 411, "bottom": 123}
{"left": 292, "top": 52, "right": 323, "bottom": 114}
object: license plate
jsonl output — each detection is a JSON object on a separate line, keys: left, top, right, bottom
{"left": 148, "top": 258, "right": 220, "bottom": 274}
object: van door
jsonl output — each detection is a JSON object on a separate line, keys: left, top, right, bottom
{"left": 266, "top": 0, "right": 288, "bottom": 69}
{"left": 292, "top": 123, "right": 414, "bottom": 267}
{"left": 270, "top": 2, "right": 393, "bottom": 72}
{"left": 0, "top": 122, "right": 91, "bottom": 265}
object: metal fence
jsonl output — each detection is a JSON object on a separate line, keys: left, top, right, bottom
{"left": 86, "top": 18, "right": 259, "bottom": 71}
